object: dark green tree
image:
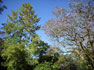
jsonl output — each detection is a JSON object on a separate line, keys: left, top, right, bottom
{"left": 0, "top": 0, "right": 7, "bottom": 69}
{"left": 0, "top": 38, "right": 7, "bottom": 70}
{"left": 0, "top": 0, "right": 7, "bottom": 14}
{"left": 34, "top": 62, "right": 53, "bottom": 70}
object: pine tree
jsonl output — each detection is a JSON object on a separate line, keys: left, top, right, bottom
{"left": 1, "top": 3, "right": 49, "bottom": 70}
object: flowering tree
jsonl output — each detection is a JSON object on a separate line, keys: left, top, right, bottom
{"left": 42, "top": 0, "right": 94, "bottom": 69}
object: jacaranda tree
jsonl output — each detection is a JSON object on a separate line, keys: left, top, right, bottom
{"left": 42, "top": 0, "right": 94, "bottom": 69}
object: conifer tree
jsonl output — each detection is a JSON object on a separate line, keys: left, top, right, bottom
{"left": 1, "top": 3, "right": 49, "bottom": 70}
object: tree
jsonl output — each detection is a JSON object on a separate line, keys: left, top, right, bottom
{"left": 42, "top": 0, "right": 94, "bottom": 69}
{"left": 0, "top": 0, "right": 7, "bottom": 14}
{"left": 0, "top": 38, "right": 7, "bottom": 70}
{"left": 1, "top": 3, "right": 49, "bottom": 70}
{"left": 34, "top": 62, "right": 53, "bottom": 70}
{"left": 0, "top": 0, "right": 7, "bottom": 69}
{"left": 53, "top": 54, "right": 77, "bottom": 70}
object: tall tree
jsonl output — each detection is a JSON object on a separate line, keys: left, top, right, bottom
{"left": 1, "top": 3, "right": 49, "bottom": 70}
{"left": 42, "top": 0, "right": 94, "bottom": 69}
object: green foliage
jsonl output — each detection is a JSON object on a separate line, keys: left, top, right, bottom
{"left": 4, "top": 3, "right": 40, "bottom": 41}
{"left": 0, "top": 38, "right": 7, "bottom": 70}
{"left": 53, "top": 55, "right": 77, "bottom": 70}
{"left": 34, "top": 62, "right": 53, "bottom": 70}
{"left": 1, "top": 42, "right": 28, "bottom": 70}
{"left": 1, "top": 3, "right": 49, "bottom": 70}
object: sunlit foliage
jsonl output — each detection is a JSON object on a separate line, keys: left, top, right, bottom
{"left": 1, "top": 3, "right": 49, "bottom": 70}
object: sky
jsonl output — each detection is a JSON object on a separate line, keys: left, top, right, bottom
{"left": 0, "top": 0, "right": 69, "bottom": 45}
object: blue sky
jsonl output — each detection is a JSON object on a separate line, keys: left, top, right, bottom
{"left": 0, "top": 0, "right": 69, "bottom": 45}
